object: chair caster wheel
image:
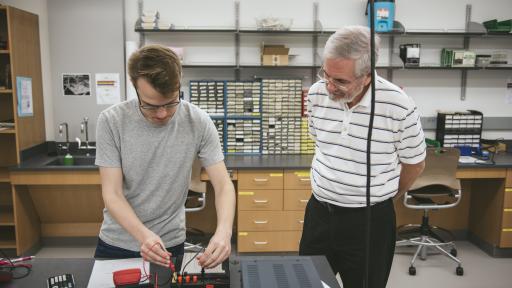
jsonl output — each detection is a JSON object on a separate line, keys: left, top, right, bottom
{"left": 456, "top": 266, "right": 464, "bottom": 276}
{"left": 450, "top": 248, "right": 457, "bottom": 257}
{"left": 409, "top": 266, "right": 416, "bottom": 276}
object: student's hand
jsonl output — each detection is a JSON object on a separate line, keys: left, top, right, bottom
{"left": 196, "top": 230, "right": 231, "bottom": 269}
{"left": 140, "top": 232, "right": 171, "bottom": 267}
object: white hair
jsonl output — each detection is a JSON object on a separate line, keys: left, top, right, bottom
{"left": 323, "top": 25, "right": 380, "bottom": 77}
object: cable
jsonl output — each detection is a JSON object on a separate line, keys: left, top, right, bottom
{"left": 179, "top": 248, "right": 205, "bottom": 288}
{"left": 364, "top": 1, "right": 377, "bottom": 288}
{"left": 0, "top": 249, "right": 32, "bottom": 280}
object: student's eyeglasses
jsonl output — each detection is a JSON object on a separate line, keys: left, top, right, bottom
{"left": 136, "top": 89, "right": 181, "bottom": 113}
{"left": 317, "top": 66, "right": 361, "bottom": 91}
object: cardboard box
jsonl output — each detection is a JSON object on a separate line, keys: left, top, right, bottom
{"left": 261, "top": 44, "right": 289, "bottom": 66}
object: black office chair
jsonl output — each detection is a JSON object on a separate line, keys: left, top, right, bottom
{"left": 185, "top": 190, "right": 206, "bottom": 252}
{"left": 396, "top": 147, "right": 464, "bottom": 276}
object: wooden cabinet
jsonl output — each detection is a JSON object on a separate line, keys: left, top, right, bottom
{"left": 0, "top": 5, "right": 45, "bottom": 255}
{"left": 237, "top": 169, "right": 309, "bottom": 252}
{"left": 501, "top": 169, "right": 512, "bottom": 247}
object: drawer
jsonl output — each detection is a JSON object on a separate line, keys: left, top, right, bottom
{"left": 506, "top": 169, "right": 512, "bottom": 187}
{"left": 238, "top": 190, "right": 283, "bottom": 211}
{"left": 500, "top": 229, "right": 512, "bottom": 248}
{"left": 505, "top": 188, "right": 512, "bottom": 208}
{"left": 503, "top": 209, "right": 512, "bottom": 228}
{"left": 237, "top": 231, "right": 302, "bottom": 252}
{"left": 284, "top": 189, "right": 312, "bottom": 211}
{"left": 238, "top": 211, "right": 305, "bottom": 231}
{"left": 238, "top": 170, "right": 283, "bottom": 190}
{"left": 284, "top": 170, "right": 311, "bottom": 190}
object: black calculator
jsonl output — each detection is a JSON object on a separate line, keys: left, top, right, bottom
{"left": 47, "top": 273, "right": 75, "bottom": 288}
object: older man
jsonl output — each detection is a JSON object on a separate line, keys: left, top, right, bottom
{"left": 300, "top": 26, "right": 426, "bottom": 288}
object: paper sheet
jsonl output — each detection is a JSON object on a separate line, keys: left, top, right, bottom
{"left": 87, "top": 258, "right": 149, "bottom": 288}
{"left": 181, "top": 252, "right": 224, "bottom": 274}
{"left": 96, "top": 73, "right": 120, "bottom": 105}
{"left": 458, "top": 156, "right": 478, "bottom": 164}
{"left": 87, "top": 253, "right": 223, "bottom": 287}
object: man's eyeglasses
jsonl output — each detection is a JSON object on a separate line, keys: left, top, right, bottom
{"left": 136, "top": 89, "right": 181, "bottom": 113}
{"left": 317, "top": 66, "right": 360, "bottom": 91}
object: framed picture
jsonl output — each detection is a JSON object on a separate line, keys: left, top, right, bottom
{"left": 62, "top": 73, "right": 91, "bottom": 96}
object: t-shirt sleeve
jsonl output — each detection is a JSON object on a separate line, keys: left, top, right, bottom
{"left": 395, "top": 99, "right": 426, "bottom": 164}
{"left": 197, "top": 116, "right": 224, "bottom": 168}
{"left": 95, "top": 112, "right": 122, "bottom": 167}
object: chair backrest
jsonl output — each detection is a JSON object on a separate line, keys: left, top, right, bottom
{"left": 409, "top": 147, "right": 461, "bottom": 191}
{"left": 185, "top": 190, "right": 206, "bottom": 212}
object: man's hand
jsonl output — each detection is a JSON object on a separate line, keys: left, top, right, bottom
{"left": 140, "top": 232, "right": 171, "bottom": 267}
{"left": 196, "top": 230, "right": 231, "bottom": 269}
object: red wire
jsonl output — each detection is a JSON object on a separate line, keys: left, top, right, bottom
{"left": 141, "top": 242, "right": 175, "bottom": 287}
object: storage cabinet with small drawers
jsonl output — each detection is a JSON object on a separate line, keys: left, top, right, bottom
{"left": 237, "top": 169, "right": 311, "bottom": 252}
{"left": 500, "top": 169, "right": 512, "bottom": 247}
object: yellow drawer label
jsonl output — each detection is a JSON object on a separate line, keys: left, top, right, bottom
{"left": 506, "top": 188, "right": 512, "bottom": 192}
{"left": 238, "top": 232, "right": 248, "bottom": 236}
{"left": 294, "top": 172, "right": 310, "bottom": 177}
{"left": 503, "top": 229, "right": 512, "bottom": 232}
{"left": 239, "top": 191, "right": 255, "bottom": 196}
{"left": 270, "top": 173, "right": 283, "bottom": 177}
{"left": 505, "top": 209, "right": 512, "bottom": 212}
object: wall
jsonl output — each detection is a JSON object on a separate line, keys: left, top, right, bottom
{"left": 9, "top": 0, "right": 512, "bottom": 141}
{"left": 2, "top": 0, "right": 54, "bottom": 139}
{"left": 47, "top": 0, "right": 125, "bottom": 142}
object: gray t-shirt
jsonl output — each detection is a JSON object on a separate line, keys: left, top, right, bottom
{"left": 95, "top": 99, "right": 224, "bottom": 251}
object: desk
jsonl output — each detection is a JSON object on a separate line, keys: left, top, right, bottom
{"left": 7, "top": 153, "right": 512, "bottom": 256}
{"left": 2, "top": 256, "right": 340, "bottom": 288}
{"left": 198, "top": 153, "right": 512, "bottom": 256}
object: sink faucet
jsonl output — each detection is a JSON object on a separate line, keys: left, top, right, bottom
{"left": 78, "top": 117, "right": 95, "bottom": 155}
{"left": 58, "top": 122, "right": 70, "bottom": 152}
{"left": 80, "top": 117, "right": 90, "bottom": 148}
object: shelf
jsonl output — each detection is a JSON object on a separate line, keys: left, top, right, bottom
{"left": 0, "top": 167, "right": 9, "bottom": 182}
{"left": 226, "top": 115, "right": 262, "bottom": 120}
{"left": 239, "top": 29, "right": 318, "bottom": 35}
{"left": 136, "top": 27, "right": 512, "bottom": 38}
{"left": 0, "top": 89, "right": 12, "bottom": 93}
{"left": 0, "top": 128, "right": 15, "bottom": 134}
{"left": 0, "top": 240, "right": 16, "bottom": 249}
{"left": 183, "top": 64, "right": 236, "bottom": 68}
{"left": 383, "top": 65, "right": 512, "bottom": 70}
{"left": 0, "top": 49, "right": 8, "bottom": 54}
{"left": 0, "top": 206, "right": 14, "bottom": 226}
{"left": 239, "top": 65, "right": 319, "bottom": 69}
{"left": 136, "top": 28, "right": 236, "bottom": 33}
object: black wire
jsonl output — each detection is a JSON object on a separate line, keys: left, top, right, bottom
{"left": 179, "top": 248, "right": 205, "bottom": 288}
{"left": 364, "top": 1, "right": 377, "bottom": 288}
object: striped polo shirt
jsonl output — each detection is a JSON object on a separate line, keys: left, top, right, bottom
{"left": 307, "top": 74, "right": 426, "bottom": 207}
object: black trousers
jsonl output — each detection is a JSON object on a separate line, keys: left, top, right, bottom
{"left": 299, "top": 195, "right": 396, "bottom": 288}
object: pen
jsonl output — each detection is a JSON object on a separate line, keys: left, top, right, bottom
{"left": 0, "top": 256, "right": 35, "bottom": 265}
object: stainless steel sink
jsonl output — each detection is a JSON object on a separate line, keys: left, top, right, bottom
{"left": 45, "top": 156, "right": 96, "bottom": 166}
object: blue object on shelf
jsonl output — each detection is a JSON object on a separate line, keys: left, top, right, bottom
{"left": 367, "top": 0, "right": 395, "bottom": 32}
{"left": 456, "top": 146, "right": 473, "bottom": 156}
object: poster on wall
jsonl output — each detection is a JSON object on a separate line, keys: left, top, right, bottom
{"left": 95, "top": 73, "right": 120, "bottom": 105}
{"left": 16, "top": 76, "right": 33, "bottom": 117}
{"left": 62, "top": 73, "right": 91, "bottom": 96}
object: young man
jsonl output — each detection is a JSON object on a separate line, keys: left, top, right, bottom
{"left": 300, "top": 26, "right": 426, "bottom": 288}
{"left": 94, "top": 44, "right": 235, "bottom": 269}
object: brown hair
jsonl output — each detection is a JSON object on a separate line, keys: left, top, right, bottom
{"left": 128, "top": 44, "right": 182, "bottom": 97}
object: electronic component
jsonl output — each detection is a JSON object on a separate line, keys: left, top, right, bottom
{"left": 47, "top": 273, "right": 75, "bottom": 288}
